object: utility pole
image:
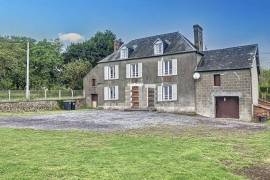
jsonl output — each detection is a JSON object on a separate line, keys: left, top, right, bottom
{"left": 26, "top": 41, "right": 30, "bottom": 100}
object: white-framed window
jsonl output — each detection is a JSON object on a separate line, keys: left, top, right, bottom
{"left": 126, "top": 63, "right": 142, "bottom": 78}
{"left": 131, "top": 64, "right": 138, "bottom": 77}
{"left": 164, "top": 60, "right": 173, "bottom": 75}
{"left": 120, "top": 47, "right": 128, "bottom": 59}
{"left": 157, "top": 84, "right": 177, "bottom": 101}
{"left": 163, "top": 85, "right": 173, "bottom": 100}
{"left": 109, "top": 66, "right": 116, "bottom": 79}
{"left": 154, "top": 39, "right": 164, "bottom": 55}
{"left": 104, "top": 86, "right": 119, "bottom": 100}
{"left": 158, "top": 58, "right": 177, "bottom": 76}
{"left": 104, "top": 65, "right": 119, "bottom": 80}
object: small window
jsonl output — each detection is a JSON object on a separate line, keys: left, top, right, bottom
{"left": 214, "top": 74, "right": 221, "bottom": 86}
{"left": 154, "top": 40, "right": 163, "bottom": 55}
{"left": 120, "top": 47, "right": 128, "bottom": 59}
{"left": 92, "top": 79, "right": 96, "bottom": 86}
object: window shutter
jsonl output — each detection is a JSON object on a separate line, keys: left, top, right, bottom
{"left": 115, "top": 86, "right": 119, "bottom": 100}
{"left": 138, "top": 63, "right": 142, "bottom": 77}
{"left": 172, "top": 59, "right": 177, "bottom": 75}
{"left": 104, "top": 66, "right": 108, "bottom": 80}
{"left": 126, "top": 64, "right": 131, "bottom": 78}
{"left": 158, "top": 60, "right": 163, "bottom": 76}
{"left": 115, "top": 65, "right": 119, "bottom": 79}
{"left": 157, "top": 86, "right": 163, "bottom": 102}
{"left": 104, "top": 87, "right": 109, "bottom": 100}
{"left": 172, "top": 84, "right": 177, "bottom": 101}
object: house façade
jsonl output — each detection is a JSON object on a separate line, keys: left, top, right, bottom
{"left": 83, "top": 25, "right": 260, "bottom": 121}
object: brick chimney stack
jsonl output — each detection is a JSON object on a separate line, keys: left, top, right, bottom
{"left": 193, "top": 24, "right": 203, "bottom": 51}
{"left": 114, "top": 39, "right": 124, "bottom": 52}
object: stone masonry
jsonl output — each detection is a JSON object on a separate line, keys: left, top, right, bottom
{"left": 195, "top": 69, "right": 253, "bottom": 121}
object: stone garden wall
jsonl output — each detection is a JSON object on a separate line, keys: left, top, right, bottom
{"left": 0, "top": 98, "right": 86, "bottom": 112}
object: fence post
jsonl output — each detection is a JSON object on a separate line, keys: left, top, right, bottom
{"left": 59, "top": 90, "right": 61, "bottom": 99}
{"left": 44, "top": 90, "right": 47, "bottom": 100}
{"left": 71, "top": 89, "right": 74, "bottom": 98}
{"left": 8, "top": 90, "right": 11, "bottom": 101}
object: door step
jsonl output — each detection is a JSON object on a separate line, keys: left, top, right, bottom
{"left": 124, "top": 108, "right": 157, "bottom": 112}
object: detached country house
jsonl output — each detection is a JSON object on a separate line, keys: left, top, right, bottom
{"left": 83, "top": 25, "right": 260, "bottom": 121}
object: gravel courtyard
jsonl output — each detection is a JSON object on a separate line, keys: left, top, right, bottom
{"left": 0, "top": 110, "right": 267, "bottom": 132}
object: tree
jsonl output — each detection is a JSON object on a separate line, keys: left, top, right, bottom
{"left": 0, "top": 36, "right": 33, "bottom": 89}
{"left": 30, "top": 39, "right": 63, "bottom": 89}
{"left": 61, "top": 61, "right": 91, "bottom": 89}
{"left": 63, "top": 30, "right": 116, "bottom": 66}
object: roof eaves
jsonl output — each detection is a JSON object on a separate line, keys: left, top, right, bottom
{"left": 98, "top": 50, "right": 198, "bottom": 64}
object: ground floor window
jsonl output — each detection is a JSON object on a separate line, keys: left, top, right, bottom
{"left": 163, "top": 85, "right": 173, "bottom": 100}
{"left": 104, "top": 86, "right": 119, "bottom": 100}
{"left": 158, "top": 84, "right": 177, "bottom": 101}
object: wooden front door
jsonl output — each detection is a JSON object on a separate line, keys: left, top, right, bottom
{"left": 216, "top": 96, "right": 239, "bottom": 118}
{"left": 147, "top": 88, "right": 155, "bottom": 107}
{"left": 131, "top": 86, "right": 139, "bottom": 108}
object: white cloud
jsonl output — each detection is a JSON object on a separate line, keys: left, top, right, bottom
{"left": 58, "top": 33, "right": 84, "bottom": 43}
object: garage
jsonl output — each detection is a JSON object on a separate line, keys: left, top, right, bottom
{"left": 215, "top": 96, "right": 239, "bottom": 118}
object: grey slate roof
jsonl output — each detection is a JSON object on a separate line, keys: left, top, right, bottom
{"left": 99, "top": 32, "right": 197, "bottom": 63}
{"left": 196, "top": 44, "right": 258, "bottom": 72}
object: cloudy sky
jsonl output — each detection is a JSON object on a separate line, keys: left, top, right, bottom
{"left": 0, "top": 0, "right": 269, "bottom": 67}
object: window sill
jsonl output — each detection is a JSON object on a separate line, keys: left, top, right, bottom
{"left": 128, "top": 77, "right": 142, "bottom": 79}
{"left": 158, "top": 74, "right": 177, "bottom": 77}
{"left": 105, "top": 99, "right": 118, "bottom": 101}
{"left": 105, "top": 78, "right": 118, "bottom": 80}
{"left": 160, "top": 99, "right": 177, "bottom": 102}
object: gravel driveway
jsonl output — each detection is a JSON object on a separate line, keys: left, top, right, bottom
{"left": 0, "top": 110, "right": 267, "bottom": 132}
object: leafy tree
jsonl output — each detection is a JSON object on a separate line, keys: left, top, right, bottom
{"left": 30, "top": 39, "right": 63, "bottom": 89}
{"left": 0, "top": 30, "right": 116, "bottom": 90}
{"left": 61, "top": 61, "right": 91, "bottom": 89}
{"left": 63, "top": 30, "right": 116, "bottom": 66}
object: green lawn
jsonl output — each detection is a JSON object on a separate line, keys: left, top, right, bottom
{"left": 0, "top": 127, "right": 269, "bottom": 179}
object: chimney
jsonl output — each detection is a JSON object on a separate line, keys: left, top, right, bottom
{"left": 193, "top": 24, "right": 203, "bottom": 51}
{"left": 114, "top": 39, "right": 124, "bottom": 52}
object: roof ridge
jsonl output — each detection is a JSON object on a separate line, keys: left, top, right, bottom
{"left": 128, "top": 31, "right": 179, "bottom": 43}
{"left": 204, "top": 44, "right": 258, "bottom": 52}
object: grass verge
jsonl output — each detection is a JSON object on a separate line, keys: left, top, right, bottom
{"left": 0, "top": 127, "right": 269, "bottom": 179}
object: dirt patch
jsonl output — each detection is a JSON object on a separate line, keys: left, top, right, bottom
{"left": 241, "top": 164, "right": 270, "bottom": 180}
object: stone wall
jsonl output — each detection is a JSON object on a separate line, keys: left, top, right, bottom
{"left": 0, "top": 100, "right": 59, "bottom": 112}
{"left": 195, "top": 69, "right": 253, "bottom": 121}
{"left": 0, "top": 98, "right": 86, "bottom": 112}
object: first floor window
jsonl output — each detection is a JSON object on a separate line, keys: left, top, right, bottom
{"left": 104, "top": 86, "right": 119, "bottom": 100}
{"left": 126, "top": 63, "right": 142, "bottom": 78}
{"left": 109, "top": 66, "right": 116, "bottom": 79}
{"left": 157, "top": 84, "right": 177, "bottom": 101}
{"left": 164, "top": 60, "right": 173, "bottom": 75}
{"left": 104, "top": 65, "right": 119, "bottom": 80}
{"left": 214, "top": 74, "right": 221, "bottom": 86}
{"left": 131, "top": 64, "right": 138, "bottom": 77}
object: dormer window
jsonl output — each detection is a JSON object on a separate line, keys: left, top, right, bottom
{"left": 120, "top": 46, "right": 128, "bottom": 59}
{"left": 154, "top": 39, "right": 164, "bottom": 55}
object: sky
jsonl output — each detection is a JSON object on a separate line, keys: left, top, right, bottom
{"left": 0, "top": 0, "right": 270, "bottom": 67}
